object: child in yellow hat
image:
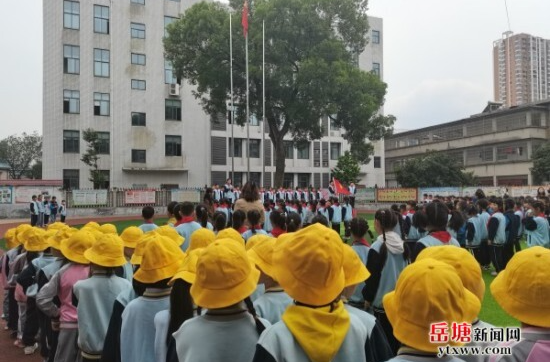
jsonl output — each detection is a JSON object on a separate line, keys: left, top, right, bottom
{"left": 119, "top": 226, "right": 144, "bottom": 281}
{"left": 16, "top": 228, "right": 58, "bottom": 355}
{"left": 120, "top": 236, "right": 184, "bottom": 362}
{"left": 340, "top": 243, "right": 394, "bottom": 362}
{"left": 247, "top": 238, "right": 292, "bottom": 324}
{"left": 33, "top": 226, "right": 74, "bottom": 361}
{"left": 362, "top": 209, "right": 409, "bottom": 354}
{"left": 168, "top": 239, "right": 270, "bottom": 362}
{"left": 1, "top": 227, "right": 20, "bottom": 336}
{"left": 489, "top": 247, "right": 550, "bottom": 361}
{"left": 382, "top": 258, "right": 480, "bottom": 361}
{"left": 36, "top": 229, "right": 94, "bottom": 362}
{"left": 156, "top": 249, "right": 202, "bottom": 362}
{"left": 254, "top": 224, "right": 382, "bottom": 362}
{"left": 73, "top": 233, "right": 131, "bottom": 361}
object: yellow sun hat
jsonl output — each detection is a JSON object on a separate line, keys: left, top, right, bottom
{"left": 84, "top": 233, "right": 127, "bottom": 267}
{"left": 130, "top": 233, "right": 158, "bottom": 265}
{"left": 4, "top": 228, "right": 18, "bottom": 250}
{"left": 60, "top": 229, "right": 96, "bottom": 264}
{"left": 48, "top": 227, "right": 78, "bottom": 250}
{"left": 491, "top": 246, "right": 550, "bottom": 328}
{"left": 24, "top": 228, "right": 50, "bottom": 252}
{"left": 191, "top": 239, "right": 259, "bottom": 309}
{"left": 273, "top": 224, "right": 345, "bottom": 306}
{"left": 47, "top": 222, "right": 68, "bottom": 231}
{"left": 99, "top": 223, "right": 118, "bottom": 235}
{"left": 81, "top": 226, "right": 104, "bottom": 241}
{"left": 188, "top": 228, "right": 215, "bottom": 251}
{"left": 84, "top": 221, "right": 101, "bottom": 230}
{"left": 215, "top": 228, "right": 245, "bottom": 247}
{"left": 170, "top": 249, "right": 203, "bottom": 286}
{"left": 417, "top": 245, "right": 485, "bottom": 302}
{"left": 247, "top": 238, "right": 277, "bottom": 279}
{"left": 245, "top": 234, "right": 273, "bottom": 251}
{"left": 155, "top": 225, "right": 184, "bottom": 246}
{"left": 133, "top": 235, "right": 185, "bottom": 284}
{"left": 15, "top": 224, "right": 33, "bottom": 244}
{"left": 119, "top": 226, "right": 144, "bottom": 249}
{"left": 342, "top": 243, "right": 370, "bottom": 287}
{"left": 383, "top": 258, "right": 481, "bottom": 353}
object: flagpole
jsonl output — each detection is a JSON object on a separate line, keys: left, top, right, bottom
{"left": 230, "top": 14, "right": 235, "bottom": 182}
{"left": 262, "top": 20, "right": 266, "bottom": 188}
{"left": 245, "top": 27, "right": 250, "bottom": 182}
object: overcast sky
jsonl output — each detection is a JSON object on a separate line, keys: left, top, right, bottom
{"left": 1, "top": 0, "right": 550, "bottom": 137}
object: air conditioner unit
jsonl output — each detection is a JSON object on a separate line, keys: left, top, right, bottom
{"left": 169, "top": 83, "right": 180, "bottom": 96}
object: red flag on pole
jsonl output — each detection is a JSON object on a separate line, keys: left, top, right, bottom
{"left": 241, "top": 0, "right": 249, "bottom": 38}
{"left": 333, "top": 178, "right": 350, "bottom": 195}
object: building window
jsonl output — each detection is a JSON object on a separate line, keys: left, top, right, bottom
{"left": 132, "top": 149, "right": 146, "bottom": 163}
{"left": 93, "top": 5, "right": 109, "bottom": 34}
{"left": 96, "top": 132, "right": 110, "bottom": 154}
{"left": 94, "top": 93, "right": 110, "bottom": 116}
{"left": 131, "top": 112, "right": 146, "bottom": 126}
{"left": 63, "top": 169, "right": 79, "bottom": 190}
{"left": 284, "top": 141, "right": 294, "bottom": 159}
{"left": 297, "top": 142, "right": 310, "bottom": 159}
{"left": 94, "top": 49, "right": 110, "bottom": 77}
{"left": 372, "top": 62, "right": 380, "bottom": 77}
{"left": 373, "top": 156, "right": 381, "bottom": 168}
{"left": 131, "top": 79, "right": 146, "bottom": 90}
{"left": 165, "top": 135, "right": 182, "bottom": 156}
{"left": 249, "top": 139, "right": 260, "bottom": 158}
{"left": 330, "top": 143, "right": 341, "bottom": 160}
{"left": 131, "top": 53, "right": 146, "bottom": 65}
{"left": 283, "top": 173, "right": 294, "bottom": 188}
{"left": 164, "top": 60, "right": 177, "bottom": 84}
{"left": 164, "top": 16, "right": 178, "bottom": 37}
{"left": 63, "top": 90, "right": 80, "bottom": 114}
{"left": 63, "top": 45, "right": 80, "bottom": 74}
{"left": 63, "top": 1, "right": 80, "bottom": 30}
{"left": 131, "top": 0, "right": 145, "bottom": 4}
{"left": 131, "top": 22, "right": 146, "bottom": 39}
{"left": 165, "top": 99, "right": 181, "bottom": 120}
{"left": 249, "top": 114, "right": 259, "bottom": 126}
{"left": 63, "top": 130, "right": 80, "bottom": 153}
{"left": 372, "top": 30, "right": 380, "bottom": 44}
{"left": 229, "top": 138, "right": 243, "bottom": 157}
{"left": 297, "top": 173, "right": 310, "bottom": 188}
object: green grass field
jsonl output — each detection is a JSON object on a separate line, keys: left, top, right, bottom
{"left": 0, "top": 214, "right": 518, "bottom": 327}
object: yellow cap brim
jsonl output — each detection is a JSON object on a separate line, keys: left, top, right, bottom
{"left": 130, "top": 253, "right": 143, "bottom": 265}
{"left": 84, "top": 249, "right": 127, "bottom": 268}
{"left": 190, "top": 261, "right": 260, "bottom": 309}
{"left": 170, "top": 270, "right": 196, "bottom": 286}
{"left": 247, "top": 249, "right": 275, "bottom": 279}
{"left": 24, "top": 241, "right": 50, "bottom": 252}
{"left": 491, "top": 271, "right": 550, "bottom": 327}
{"left": 383, "top": 288, "right": 481, "bottom": 353}
{"left": 133, "top": 259, "right": 183, "bottom": 284}
{"left": 60, "top": 244, "right": 90, "bottom": 265}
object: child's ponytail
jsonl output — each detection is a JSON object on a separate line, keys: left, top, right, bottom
{"left": 166, "top": 280, "right": 194, "bottom": 345}
{"left": 244, "top": 297, "right": 266, "bottom": 335}
{"left": 195, "top": 204, "right": 209, "bottom": 228}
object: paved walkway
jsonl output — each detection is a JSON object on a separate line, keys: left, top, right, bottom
{"left": 0, "top": 215, "right": 143, "bottom": 239}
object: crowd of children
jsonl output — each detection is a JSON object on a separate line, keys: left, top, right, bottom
{"left": 0, "top": 186, "right": 549, "bottom": 362}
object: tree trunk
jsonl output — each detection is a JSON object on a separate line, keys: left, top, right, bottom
{"left": 272, "top": 136, "right": 286, "bottom": 188}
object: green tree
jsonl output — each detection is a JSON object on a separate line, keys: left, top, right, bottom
{"left": 164, "top": 0, "right": 395, "bottom": 187}
{"left": 81, "top": 129, "right": 107, "bottom": 189}
{"left": 25, "top": 161, "right": 43, "bottom": 180}
{"left": 396, "top": 151, "right": 477, "bottom": 187}
{"left": 331, "top": 151, "right": 360, "bottom": 185}
{"left": 0, "top": 132, "right": 42, "bottom": 179}
{"left": 531, "top": 142, "right": 550, "bottom": 184}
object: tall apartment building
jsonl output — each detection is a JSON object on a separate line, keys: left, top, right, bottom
{"left": 493, "top": 32, "right": 550, "bottom": 107}
{"left": 43, "top": 1, "right": 385, "bottom": 190}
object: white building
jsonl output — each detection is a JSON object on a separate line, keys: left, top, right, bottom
{"left": 43, "top": 0, "right": 385, "bottom": 189}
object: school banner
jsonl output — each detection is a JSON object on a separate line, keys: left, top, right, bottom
{"left": 171, "top": 189, "right": 201, "bottom": 203}
{"left": 418, "top": 187, "right": 461, "bottom": 202}
{"left": 124, "top": 190, "right": 156, "bottom": 204}
{"left": 376, "top": 188, "right": 417, "bottom": 203}
{"left": 354, "top": 187, "right": 376, "bottom": 205}
{"left": 14, "top": 187, "right": 60, "bottom": 204}
{"left": 72, "top": 190, "right": 108, "bottom": 206}
{"left": 509, "top": 186, "right": 547, "bottom": 198}
{"left": 460, "top": 187, "right": 508, "bottom": 198}
{"left": 0, "top": 186, "right": 12, "bottom": 204}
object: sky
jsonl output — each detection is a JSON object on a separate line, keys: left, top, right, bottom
{"left": 1, "top": 0, "right": 550, "bottom": 137}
